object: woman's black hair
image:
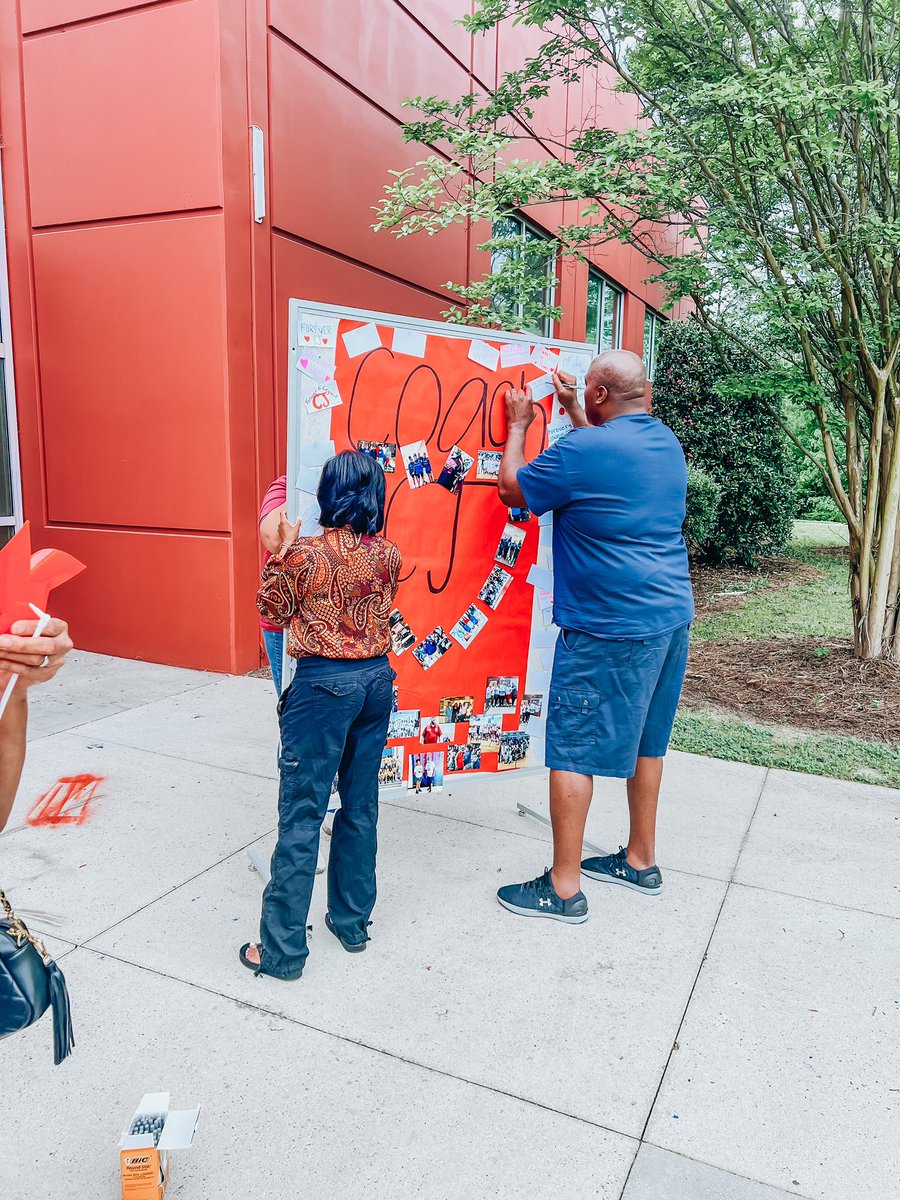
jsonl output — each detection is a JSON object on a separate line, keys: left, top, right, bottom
{"left": 317, "top": 449, "right": 385, "bottom": 535}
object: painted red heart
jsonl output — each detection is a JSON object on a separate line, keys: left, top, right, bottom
{"left": 304, "top": 335, "right": 312, "bottom": 342}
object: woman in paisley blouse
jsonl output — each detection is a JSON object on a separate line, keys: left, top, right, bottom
{"left": 240, "top": 451, "right": 401, "bottom": 979}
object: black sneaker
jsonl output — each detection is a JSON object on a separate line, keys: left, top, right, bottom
{"left": 325, "top": 912, "right": 370, "bottom": 953}
{"left": 580, "top": 847, "right": 663, "bottom": 895}
{"left": 497, "top": 868, "right": 589, "bottom": 923}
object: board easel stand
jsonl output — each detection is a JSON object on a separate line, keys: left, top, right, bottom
{"left": 515, "top": 802, "right": 606, "bottom": 856}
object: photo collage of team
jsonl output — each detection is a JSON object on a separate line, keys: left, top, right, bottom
{"left": 360, "top": 427, "right": 540, "bottom": 792}
{"left": 293, "top": 311, "right": 592, "bottom": 795}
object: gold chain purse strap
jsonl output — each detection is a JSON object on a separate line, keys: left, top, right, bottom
{"left": 0, "top": 887, "right": 51, "bottom": 964}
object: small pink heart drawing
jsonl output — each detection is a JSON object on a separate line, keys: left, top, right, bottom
{"left": 299, "top": 356, "right": 310, "bottom": 370}
{"left": 321, "top": 337, "right": 330, "bottom": 345}
{"left": 303, "top": 335, "right": 312, "bottom": 343}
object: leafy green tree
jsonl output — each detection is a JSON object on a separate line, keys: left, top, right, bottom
{"left": 375, "top": 0, "right": 900, "bottom": 659}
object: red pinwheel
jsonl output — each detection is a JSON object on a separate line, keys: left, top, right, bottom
{"left": 0, "top": 522, "right": 85, "bottom": 634}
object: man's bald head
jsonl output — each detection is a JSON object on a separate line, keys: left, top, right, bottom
{"left": 583, "top": 349, "right": 649, "bottom": 425}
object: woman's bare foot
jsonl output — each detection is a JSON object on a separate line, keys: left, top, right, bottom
{"left": 244, "top": 943, "right": 261, "bottom": 966}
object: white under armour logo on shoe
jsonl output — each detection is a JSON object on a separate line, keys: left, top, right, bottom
{"left": 538, "top": 897, "right": 552, "bottom": 907}
{"left": 614, "top": 867, "right": 627, "bottom": 877}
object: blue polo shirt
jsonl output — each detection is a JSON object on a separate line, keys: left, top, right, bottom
{"left": 517, "top": 414, "right": 694, "bottom": 638}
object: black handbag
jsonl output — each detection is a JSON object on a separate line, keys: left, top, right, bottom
{"left": 0, "top": 887, "right": 74, "bottom": 1064}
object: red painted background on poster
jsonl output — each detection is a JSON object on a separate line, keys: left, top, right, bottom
{"left": 325, "top": 319, "right": 566, "bottom": 776}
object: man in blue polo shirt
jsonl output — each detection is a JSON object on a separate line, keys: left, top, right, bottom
{"left": 495, "top": 349, "right": 694, "bottom": 923}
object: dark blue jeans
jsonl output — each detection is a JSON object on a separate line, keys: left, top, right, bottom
{"left": 259, "top": 654, "right": 394, "bottom": 976}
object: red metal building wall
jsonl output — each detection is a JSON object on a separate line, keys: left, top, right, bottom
{"left": 0, "top": 0, "right": 677, "bottom": 673}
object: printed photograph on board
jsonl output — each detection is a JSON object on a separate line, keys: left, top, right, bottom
{"left": 412, "top": 626, "right": 452, "bottom": 670}
{"left": 388, "top": 709, "right": 420, "bottom": 739}
{"left": 468, "top": 713, "right": 502, "bottom": 751}
{"left": 358, "top": 439, "right": 397, "bottom": 473}
{"left": 409, "top": 751, "right": 445, "bottom": 793}
{"left": 476, "top": 450, "right": 502, "bottom": 481}
{"left": 440, "top": 695, "right": 475, "bottom": 723}
{"left": 520, "top": 693, "right": 544, "bottom": 725}
{"left": 420, "top": 716, "right": 454, "bottom": 744}
{"left": 379, "top": 746, "right": 405, "bottom": 788}
{"left": 446, "top": 742, "right": 482, "bottom": 772}
{"left": 389, "top": 609, "right": 416, "bottom": 655}
{"left": 494, "top": 523, "right": 527, "bottom": 569}
{"left": 508, "top": 506, "right": 531, "bottom": 523}
{"left": 449, "top": 603, "right": 488, "bottom": 647}
{"left": 478, "top": 566, "right": 514, "bottom": 610}
{"left": 401, "top": 440, "right": 434, "bottom": 489}
{"left": 436, "top": 445, "right": 475, "bottom": 495}
{"left": 498, "top": 730, "right": 530, "bottom": 771}
{"left": 485, "top": 675, "right": 519, "bottom": 713}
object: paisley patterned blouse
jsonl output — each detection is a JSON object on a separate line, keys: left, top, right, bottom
{"left": 257, "top": 526, "right": 402, "bottom": 660}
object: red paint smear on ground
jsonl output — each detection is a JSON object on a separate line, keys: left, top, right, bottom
{"left": 26, "top": 774, "right": 105, "bottom": 827}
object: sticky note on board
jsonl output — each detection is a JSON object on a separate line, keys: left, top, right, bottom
{"left": 342, "top": 323, "right": 382, "bottom": 358}
{"left": 303, "top": 383, "right": 343, "bottom": 415}
{"left": 527, "top": 564, "right": 553, "bottom": 591}
{"left": 525, "top": 716, "right": 547, "bottom": 737}
{"left": 539, "top": 649, "right": 555, "bottom": 672}
{"left": 303, "top": 406, "right": 333, "bottom": 441}
{"left": 531, "top": 628, "right": 557, "bottom": 649}
{"left": 531, "top": 345, "right": 560, "bottom": 373}
{"left": 295, "top": 466, "right": 321, "bottom": 493}
{"left": 468, "top": 339, "right": 500, "bottom": 372}
{"left": 298, "top": 502, "right": 323, "bottom": 536}
{"left": 530, "top": 671, "right": 552, "bottom": 692}
{"left": 548, "top": 419, "right": 573, "bottom": 445}
{"left": 558, "top": 349, "right": 591, "bottom": 385}
{"left": 530, "top": 375, "right": 556, "bottom": 401}
{"left": 298, "top": 312, "right": 338, "bottom": 348}
{"left": 298, "top": 440, "right": 335, "bottom": 467}
{"left": 392, "top": 327, "right": 427, "bottom": 358}
{"left": 297, "top": 348, "right": 335, "bottom": 386}
{"left": 500, "top": 341, "right": 531, "bottom": 368}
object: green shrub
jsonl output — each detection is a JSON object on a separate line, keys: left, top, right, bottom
{"left": 653, "top": 321, "right": 795, "bottom": 565}
{"left": 684, "top": 466, "right": 722, "bottom": 556}
{"left": 798, "top": 494, "right": 844, "bottom": 522}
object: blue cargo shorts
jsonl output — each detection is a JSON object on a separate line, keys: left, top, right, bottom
{"left": 545, "top": 623, "right": 690, "bottom": 779}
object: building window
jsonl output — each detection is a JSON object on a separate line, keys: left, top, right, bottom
{"left": 490, "top": 215, "right": 556, "bottom": 337}
{"left": 644, "top": 309, "right": 664, "bottom": 381}
{"left": 586, "top": 269, "right": 623, "bottom": 352}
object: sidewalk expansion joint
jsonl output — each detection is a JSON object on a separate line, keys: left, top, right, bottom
{"left": 72, "top": 943, "right": 644, "bottom": 1147}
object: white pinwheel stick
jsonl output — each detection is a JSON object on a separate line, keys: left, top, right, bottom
{"left": 0, "top": 603, "right": 52, "bottom": 721}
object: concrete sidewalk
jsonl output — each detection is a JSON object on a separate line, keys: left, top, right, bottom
{"left": 1, "top": 653, "right": 896, "bottom": 1199}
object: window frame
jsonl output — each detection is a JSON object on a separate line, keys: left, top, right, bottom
{"left": 643, "top": 308, "right": 666, "bottom": 382}
{"left": 586, "top": 267, "right": 624, "bottom": 354}
{"left": 490, "top": 214, "right": 557, "bottom": 338}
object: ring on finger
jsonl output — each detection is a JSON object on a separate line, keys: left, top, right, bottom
{"left": 39, "top": 655, "right": 51, "bottom": 668}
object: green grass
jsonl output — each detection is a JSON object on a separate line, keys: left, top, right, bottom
{"left": 682, "top": 520, "right": 899, "bottom": 787}
{"left": 693, "top": 542, "right": 852, "bottom": 643}
{"left": 792, "top": 518, "right": 849, "bottom": 547}
{"left": 672, "top": 709, "right": 900, "bottom": 788}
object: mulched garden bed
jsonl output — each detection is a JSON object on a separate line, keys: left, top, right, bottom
{"left": 683, "top": 637, "right": 900, "bottom": 744}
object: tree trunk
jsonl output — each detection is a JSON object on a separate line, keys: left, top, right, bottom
{"left": 852, "top": 440, "right": 900, "bottom": 660}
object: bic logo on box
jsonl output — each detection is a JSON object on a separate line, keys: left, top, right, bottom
{"left": 124, "top": 1156, "right": 151, "bottom": 1166}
